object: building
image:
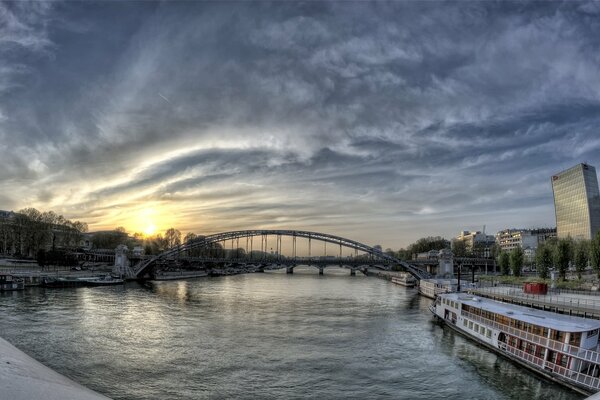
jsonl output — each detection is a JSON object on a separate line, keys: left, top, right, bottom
{"left": 453, "top": 230, "right": 495, "bottom": 257}
{"left": 495, "top": 228, "right": 557, "bottom": 253}
{"left": 552, "top": 163, "right": 600, "bottom": 240}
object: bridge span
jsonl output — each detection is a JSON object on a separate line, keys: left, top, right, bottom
{"left": 132, "top": 230, "right": 432, "bottom": 280}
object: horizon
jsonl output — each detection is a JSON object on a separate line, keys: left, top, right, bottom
{"left": 2, "top": 2, "right": 600, "bottom": 248}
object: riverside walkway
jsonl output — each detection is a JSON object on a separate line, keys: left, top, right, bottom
{"left": 469, "top": 286, "right": 600, "bottom": 319}
{"left": 0, "top": 336, "right": 110, "bottom": 400}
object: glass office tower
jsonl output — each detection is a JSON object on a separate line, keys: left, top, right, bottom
{"left": 552, "top": 163, "right": 600, "bottom": 240}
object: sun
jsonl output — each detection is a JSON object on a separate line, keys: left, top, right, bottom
{"left": 144, "top": 223, "right": 157, "bottom": 236}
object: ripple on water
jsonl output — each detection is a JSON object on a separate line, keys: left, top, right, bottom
{"left": 0, "top": 271, "right": 585, "bottom": 400}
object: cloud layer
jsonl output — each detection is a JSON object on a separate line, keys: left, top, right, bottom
{"left": 2, "top": 1, "right": 600, "bottom": 247}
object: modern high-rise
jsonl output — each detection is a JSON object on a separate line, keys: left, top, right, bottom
{"left": 552, "top": 163, "right": 600, "bottom": 240}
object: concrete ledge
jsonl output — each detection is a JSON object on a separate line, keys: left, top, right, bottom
{"left": 0, "top": 336, "right": 111, "bottom": 400}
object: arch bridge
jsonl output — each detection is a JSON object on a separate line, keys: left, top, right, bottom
{"left": 132, "top": 230, "right": 432, "bottom": 280}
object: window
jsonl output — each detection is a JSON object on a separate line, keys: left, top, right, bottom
{"left": 464, "top": 319, "right": 468, "bottom": 327}
{"left": 534, "top": 346, "right": 544, "bottom": 358}
{"left": 486, "top": 329, "right": 492, "bottom": 339}
{"left": 589, "top": 329, "right": 599, "bottom": 338}
{"left": 569, "top": 332, "right": 582, "bottom": 346}
{"left": 474, "top": 324, "right": 479, "bottom": 332}
{"left": 559, "top": 354, "right": 569, "bottom": 367}
{"left": 551, "top": 330, "right": 566, "bottom": 343}
{"left": 469, "top": 321, "right": 473, "bottom": 330}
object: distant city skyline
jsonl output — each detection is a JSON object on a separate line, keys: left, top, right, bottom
{"left": 2, "top": 2, "right": 600, "bottom": 248}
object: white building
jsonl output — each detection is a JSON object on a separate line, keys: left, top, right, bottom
{"left": 453, "top": 230, "right": 495, "bottom": 257}
{"left": 495, "top": 228, "right": 557, "bottom": 254}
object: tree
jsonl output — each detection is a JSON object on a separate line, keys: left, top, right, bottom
{"left": 164, "top": 228, "right": 182, "bottom": 249}
{"left": 535, "top": 243, "right": 552, "bottom": 280}
{"left": 490, "top": 243, "right": 502, "bottom": 260}
{"left": 554, "top": 238, "right": 573, "bottom": 280}
{"left": 498, "top": 251, "right": 510, "bottom": 276}
{"left": 590, "top": 232, "right": 600, "bottom": 278}
{"left": 574, "top": 240, "right": 589, "bottom": 280}
{"left": 509, "top": 247, "right": 524, "bottom": 277}
{"left": 407, "top": 236, "right": 450, "bottom": 257}
{"left": 452, "top": 240, "right": 468, "bottom": 258}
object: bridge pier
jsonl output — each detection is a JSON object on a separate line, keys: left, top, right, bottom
{"left": 319, "top": 267, "right": 324, "bottom": 275}
{"left": 286, "top": 267, "right": 294, "bottom": 274}
{"left": 350, "top": 269, "right": 356, "bottom": 276}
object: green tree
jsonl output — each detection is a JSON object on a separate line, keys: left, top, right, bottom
{"left": 535, "top": 243, "right": 552, "bottom": 280}
{"left": 554, "top": 238, "right": 573, "bottom": 280}
{"left": 452, "top": 240, "right": 468, "bottom": 258}
{"left": 574, "top": 240, "right": 589, "bottom": 280}
{"left": 590, "top": 232, "right": 600, "bottom": 278}
{"left": 498, "top": 251, "right": 510, "bottom": 276}
{"left": 509, "top": 247, "right": 524, "bottom": 277}
{"left": 407, "top": 236, "right": 450, "bottom": 257}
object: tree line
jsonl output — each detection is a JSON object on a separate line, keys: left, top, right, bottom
{"left": 0, "top": 208, "right": 88, "bottom": 258}
{"left": 496, "top": 234, "right": 600, "bottom": 281}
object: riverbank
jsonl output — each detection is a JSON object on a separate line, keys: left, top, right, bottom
{"left": 0, "top": 336, "right": 110, "bottom": 400}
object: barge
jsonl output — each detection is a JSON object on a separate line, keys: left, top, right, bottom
{"left": 0, "top": 274, "right": 24, "bottom": 291}
{"left": 431, "top": 292, "right": 600, "bottom": 395}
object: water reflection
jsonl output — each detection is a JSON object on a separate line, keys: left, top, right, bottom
{"left": 0, "top": 274, "right": 585, "bottom": 400}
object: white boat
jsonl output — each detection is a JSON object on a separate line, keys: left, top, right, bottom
{"left": 391, "top": 274, "right": 416, "bottom": 287}
{"left": 431, "top": 292, "right": 600, "bottom": 395}
{"left": 418, "top": 278, "right": 476, "bottom": 299}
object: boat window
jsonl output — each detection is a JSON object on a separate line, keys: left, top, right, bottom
{"left": 525, "top": 342, "right": 535, "bottom": 354}
{"left": 469, "top": 321, "right": 474, "bottom": 330}
{"left": 558, "top": 354, "right": 569, "bottom": 367}
{"left": 569, "top": 332, "right": 582, "bottom": 346}
{"left": 551, "top": 330, "right": 566, "bottom": 343}
{"left": 486, "top": 329, "right": 492, "bottom": 338}
{"left": 542, "top": 327, "right": 549, "bottom": 337}
{"left": 589, "top": 329, "right": 599, "bottom": 338}
{"left": 534, "top": 346, "right": 544, "bottom": 358}
{"left": 464, "top": 319, "right": 468, "bottom": 327}
{"left": 474, "top": 323, "right": 479, "bottom": 333}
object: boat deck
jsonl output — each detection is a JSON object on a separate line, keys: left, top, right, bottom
{"left": 470, "top": 286, "right": 600, "bottom": 319}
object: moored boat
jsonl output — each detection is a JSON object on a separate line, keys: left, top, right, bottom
{"left": 431, "top": 292, "right": 600, "bottom": 395}
{"left": 41, "top": 275, "right": 124, "bottom": 288}
{"left": 81, "top": 275, "right": 124, "bottom": 286}
{"left": 0, "top": 274, "right": 24, "bottom": 291}
{"left": 41, "top": 277, "right": 88, "bottom": 288}
{"left": 391, "top": 274, "right": 416, "bottom": 287}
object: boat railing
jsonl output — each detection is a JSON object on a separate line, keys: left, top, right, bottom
{"left": 462, "top": 310, "right": 600, "bottom": 364}
{"left": 469, "top": 287, "right": 600, "bottom": 310}
{"left": 503, "top": 343, "right": 600, "bottom": 390}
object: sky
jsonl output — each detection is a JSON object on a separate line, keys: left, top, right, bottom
{"left": 1, "top": 1, "right": 600, "bottom": 249}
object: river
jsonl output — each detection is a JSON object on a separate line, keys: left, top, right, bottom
{"left": 0, "top": 267, "right": 584, "bottom": 399}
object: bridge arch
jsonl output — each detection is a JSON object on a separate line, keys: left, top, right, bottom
{"left": 133, "top": 230, "right": 431, "bottom": 280}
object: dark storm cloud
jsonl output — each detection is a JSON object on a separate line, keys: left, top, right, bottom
{"left": 2, "top": 1, "right": 600, "bottom": 246}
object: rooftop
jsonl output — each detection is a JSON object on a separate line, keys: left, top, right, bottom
{"left": 440, "top": 292, "right": 600, "bottom": 333}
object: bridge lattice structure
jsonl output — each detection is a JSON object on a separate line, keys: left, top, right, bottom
{"left": 132, "top": 230, "right": 432, "bottom": 280}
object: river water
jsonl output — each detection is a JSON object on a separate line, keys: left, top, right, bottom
{"left": 0, "top": 267, "right": 584, "bottom": 399}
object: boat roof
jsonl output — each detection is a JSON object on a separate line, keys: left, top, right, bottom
{"left": 440, "top": 292, "right": 600, "bottom": 333}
